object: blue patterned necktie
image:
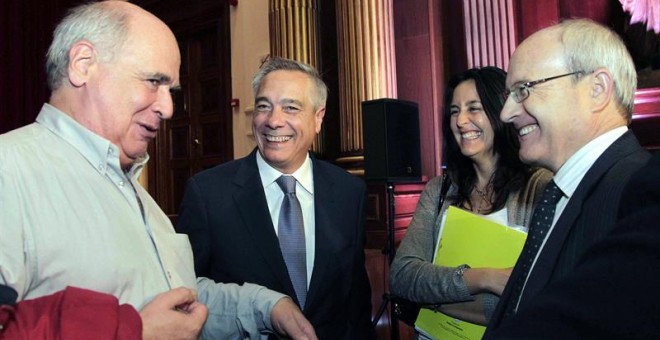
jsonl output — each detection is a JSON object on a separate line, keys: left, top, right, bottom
{"left": 276, "top": 175, "right": 307, "bottom": 309}
{"left": 506, "top": 179, "right": 563, "bottom": 316}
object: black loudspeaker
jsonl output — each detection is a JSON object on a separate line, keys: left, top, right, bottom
{"left": 362, "top": 98, "right": 421, "bottom": 181}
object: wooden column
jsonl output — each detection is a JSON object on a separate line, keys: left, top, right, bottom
{"left": 335, "top": 0, "right": 397, "bottom": 174}
{"left": 270, "top": 0, "right": 319, "bottom": 63}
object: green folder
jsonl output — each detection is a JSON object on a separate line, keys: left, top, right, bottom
{"left": 415, "top": 206, "right": 527, "bottom": 340}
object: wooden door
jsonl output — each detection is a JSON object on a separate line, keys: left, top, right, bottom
{"left": 135, "top": 0, "right": 233, "bottom": 217}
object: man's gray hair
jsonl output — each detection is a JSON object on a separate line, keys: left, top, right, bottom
{"left": 251, "top": 57, "right": 328, "bottom": 110}
{"left": 559, "top": 18, "right": 637, "bottom": 121}
{"left": 46, "top": 1, "right": 129, "bottom": 91}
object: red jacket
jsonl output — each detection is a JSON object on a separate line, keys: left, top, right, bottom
{"left": 1, "top": 286, "right": 141, "bottom": 339}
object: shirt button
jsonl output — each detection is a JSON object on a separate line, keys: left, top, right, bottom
{"left": 118, "top": 181, "right": 125, "bottom": 187}
{"left": 98, "top": 164, "right": 105, "bottom": 171}
{"left": 107, "top": 148, "right": 113, "bottom": 155}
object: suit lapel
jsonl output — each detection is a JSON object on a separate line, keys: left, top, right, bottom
{"left": 233, "top": 151, "right": 297, "bottom": 297}
{"left": 305, "top": 158, "right": 340, "bottom": 311}
{"left": 519, "top": 131, "right": 639, "bottom": 306}
{"left": 490, "top": 261, "right": 525, "bottom": 327}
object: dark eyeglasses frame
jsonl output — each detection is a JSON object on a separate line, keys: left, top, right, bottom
{"left": 502, "top": 71, "right": 586, "bottom": 103}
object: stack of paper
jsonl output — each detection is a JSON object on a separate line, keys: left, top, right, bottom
{"left": 415, "top": 206, "right": 527, "bottom": 340}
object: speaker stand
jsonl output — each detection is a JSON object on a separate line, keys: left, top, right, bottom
{"left": 371, "top": 183, "right": 400, "bottom": 340}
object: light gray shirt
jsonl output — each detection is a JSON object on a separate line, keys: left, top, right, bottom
{"left": 0, "top": 104, "right": 285, "bottom": 339}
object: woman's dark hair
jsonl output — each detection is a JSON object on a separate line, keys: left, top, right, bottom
{"left": 442, "top": 66, "right": 529, "bottom": 213}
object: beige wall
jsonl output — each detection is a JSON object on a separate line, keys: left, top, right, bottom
{"left": 230, "top": 0, "right": 270, "bottom": 159}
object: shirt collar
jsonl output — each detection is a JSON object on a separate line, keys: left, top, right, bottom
{"left": 256, "top": 150, "right": 314, "bottom": 195}
{"left": 553, "top": 126, "right": 627, "bottom": 199}
{"left": 36, "top": 103, "right": 147, "bottom": 180}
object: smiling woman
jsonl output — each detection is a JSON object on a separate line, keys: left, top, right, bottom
{"left": 390, "top": 66, "right": 552, "bottom": 333}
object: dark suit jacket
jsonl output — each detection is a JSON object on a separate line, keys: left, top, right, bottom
{"left": 485, "top": 151, "right": 660, "bottom": 339}
{"left": 487, "top": 131, "right": 651, "bottom": 332}
{"left": 176, "top": 149, "right": 374, "bottom": 339}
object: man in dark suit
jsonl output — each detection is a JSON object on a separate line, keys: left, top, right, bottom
{"left": 487, "top": 19, "right": 651, "bottom": 332}
{"left": 485, "top": 152, "right": 660, "bottom": 339}
{"left": 177, "top": 57, "right": 374, "bottom": 339}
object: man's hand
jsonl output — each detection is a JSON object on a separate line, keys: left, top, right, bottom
{"left": 140, "top": 287, "right": 208, "bottom": 340}
{"left": 271, "top": 297, "right": 317, "bottom": 340}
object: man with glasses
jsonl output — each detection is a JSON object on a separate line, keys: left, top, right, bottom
{"left": 486, "top": 18, "right": 650, "bottom": 334}
{"left": 484, "top": 153, "right": 660, "bottom": 338}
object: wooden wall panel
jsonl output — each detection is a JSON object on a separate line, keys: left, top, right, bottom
{"left": 365, "top": 249, "right": 391, "bottom": 339}
{"left": 631, "top": 88, "right": 660, "bottom": 151}
{"left": 365, "top": 181, "right": 426, "bottom": 251}
{"left": 0, "top": 0, "right": 83, "bottom": 134}
{"left": 515, "top": 0, "right": 559, "bottom": 41}
{"left": 393, "top": 0, "right": 445, "bottom": 178}
{"left": 559, "top": 0, "right": 624, "bottom": 25}
{"left": 515, "top": 0, "right": 626, "bottom": 42}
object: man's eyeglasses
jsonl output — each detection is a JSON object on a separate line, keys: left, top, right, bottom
{"left": 502, "top": 71, "right": 586, "bottom": 103}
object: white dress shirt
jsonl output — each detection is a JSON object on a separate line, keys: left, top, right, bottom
{"left": 516, "top": 126, "right": 628, "bottom": 309}
{"left": 256, "top": 151, "right": 316, "bottom": 286}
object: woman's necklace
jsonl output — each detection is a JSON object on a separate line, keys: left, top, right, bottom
{"left": 471, "top": 183, "right": 493, "bottom": 213}
{"left": 474, "top": 186, "right": 491, "bottom": 203}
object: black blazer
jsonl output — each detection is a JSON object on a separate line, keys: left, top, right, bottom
{"left": 487, "top": 131, "right": 651, "bottom": 331}
{"left": 485, "top": 152, "right": 660, "bottom": 339}
{"left": 176, "top": 149, "right": 374, "bottom": 339}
